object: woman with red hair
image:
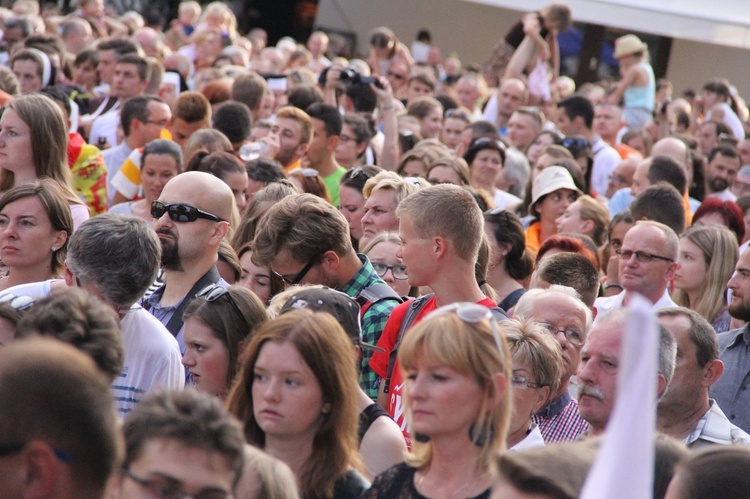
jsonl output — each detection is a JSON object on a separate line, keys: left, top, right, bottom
{"left": 692, "top": 198, "right": 745, "bottom": 243}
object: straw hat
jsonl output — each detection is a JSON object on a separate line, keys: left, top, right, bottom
{"left": 614, "top": 34, "right": 647, "bottom": 59}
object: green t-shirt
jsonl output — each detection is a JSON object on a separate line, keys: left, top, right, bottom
{"left": 323, "top": 166, "right": 347, "bottom": 207}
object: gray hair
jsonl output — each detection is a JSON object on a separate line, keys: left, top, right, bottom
{"left": 67, "top": 214, "right": 161, "bottom": 308}
{"left": 515, "top": 285, "right": 593, "bottom": 333}
{"left": 503, "top": 148, "right": 531, "bottom": 199}
{"left": 595, "top": 309, "right": 677, "bottom": 391}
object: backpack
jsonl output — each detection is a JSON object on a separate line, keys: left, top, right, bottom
{"left": 382, "top": 293, "right": 508, "bottom": 394}
{"left": 356, "top": 282, "right": 403, "bottom": 319}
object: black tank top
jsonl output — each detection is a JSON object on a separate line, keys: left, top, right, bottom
{"left": 358, "top": 402, "right": 391, "bottom": 442}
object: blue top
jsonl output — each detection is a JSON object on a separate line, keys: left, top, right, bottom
{"left": 623, "top": 62, "right": 655, "bottom": 111}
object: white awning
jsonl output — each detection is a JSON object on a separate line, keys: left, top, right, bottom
{"left": 461, "top": 0, "right": 750, "bottom": 49}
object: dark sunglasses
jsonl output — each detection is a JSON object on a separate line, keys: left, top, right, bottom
{"left": 151, "top": 201, "right": 224, "bottom": 223}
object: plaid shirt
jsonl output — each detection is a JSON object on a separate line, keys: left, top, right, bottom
{"left": 533, "top": 391, "right": 589, "bottom": 443}
{"left": 340, "top": 254, "right": 398, "bottom": 400}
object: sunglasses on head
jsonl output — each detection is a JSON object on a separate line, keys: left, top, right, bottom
{"left": 151, "top": 201, "right": 224, "bottom": 223}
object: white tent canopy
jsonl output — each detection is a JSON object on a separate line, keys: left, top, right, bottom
{"left": 463, "top": 0, "right": 750, "bottom": 49}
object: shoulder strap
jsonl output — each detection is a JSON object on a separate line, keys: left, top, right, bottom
{"left": 164, "top": 266, "right": 221, "bottom": 337}
{"left": 383, "top": 293, "right": 433, "bottom": 394}
{"left": 357, "top": 281, "right": 403, "bottom": 317}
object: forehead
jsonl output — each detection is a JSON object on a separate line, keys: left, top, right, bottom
{"left": 710, "top": 153, "right": 741, "bottom": 169}
{"left": 658, "top": 314, "right": 692, "bottom": 344}
{"left": 509, "top": 113, "right": 533, "bottom": 125}
{"left": 583, "top": 323, "right": 622, "bottom": 355}
{"left": 366, "top": 188, "right": 397, "bottom": 207}
{"left": 275, "top": 117, "right": 302, "bottom": 135}
{"left": 116, "top": 62, "right": 140, "bottom": 74}
{"left": 622, "top": 224, "right": 666, "bottom": 250}
{"left": 595, "top": 105, "right": 619, "bottom": 118}
{"left": 500, "top": 82, "right": 524, "bottom": 97}
{"left": 530, "top": 295, "right": 586, "bottom": 326}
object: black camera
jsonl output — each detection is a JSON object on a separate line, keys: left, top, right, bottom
{"left": 339, "top": 68, "right": 383, "bottom": 89}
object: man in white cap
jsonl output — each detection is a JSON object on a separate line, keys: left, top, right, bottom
{"left": 525, "top": 166, "right": 583, "bottom": 254}
{"left": 607, "top": 34, "right": 655, "bottom": 130}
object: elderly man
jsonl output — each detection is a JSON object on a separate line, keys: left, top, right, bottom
{"left": 578, "top": 309, "right": 676, "bottom": 436}
{"left": 515, "top": 285, "right": 592, "bottom": 442}
{"left": 594, "top": 220, "right": 679, "bottom": 315}
{"left": 656, "top": 307, "right": 750, "bottom": 448}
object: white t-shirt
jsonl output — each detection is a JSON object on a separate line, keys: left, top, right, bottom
{"left": 114, "top": 304, "right": 185, "bottom": 415}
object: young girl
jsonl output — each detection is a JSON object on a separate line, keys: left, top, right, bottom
{"left": 608, "top": 34, "right": 655, "bottom": 129}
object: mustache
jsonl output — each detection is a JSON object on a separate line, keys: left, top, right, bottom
{"left": 578, "top": 383, "right": 605, "bottom": 401}
{"left": 156, "top": 229, "right": 177, "bottom": 238}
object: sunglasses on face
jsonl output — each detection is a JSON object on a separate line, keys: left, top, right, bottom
{"left": 151, "top": 201, "right": 224, "bottom": 223}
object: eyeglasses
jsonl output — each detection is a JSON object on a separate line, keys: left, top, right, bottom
{"left": 339, "top": 134, "right": 359, "bottom": 144}
{"left": 445, "top": 109, "right": 469, "bottom": 121}
{"left": 0, "top": 294, "right": 35, "bottom": 311}
{"left": 141, "top": 118, "right": 170, "bottom": 128}
{"left": 537, "top": 322, "right": 585, "bottom": 347}
{"left": 371, "top": 262, "right": 408, "bottom": 280}
{"left": 0, "top": 442, "right": 72, "bottom": 462}
{"left": 403, "top": 176, "right": 424, "bottom": 186}
{"left": 273, "top": 255, "right": 319, "bottom": 286}
{"left": 387, "top": 71, "right": 405, "bottom": 81}
{"left": 430, "top": 302, "right": 506, "bottom": 361}
{"left": 288, "top": 167, "right": 320, "bottom": 177}
{"left": 511, "top": 374, "right": 541, "bottom": 390}
{"left": 121, "top": 469, "right": 231, "bottom": 499}
{"left": 718, "top": 133, "right": 738, "bottom": 146}
{"left": 151, "top": 201, "right": 224, "bottom": 223}
{"left": 615, "top": 249, "right": 673, "bottom": 264}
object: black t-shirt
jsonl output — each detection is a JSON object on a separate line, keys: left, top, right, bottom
{"left": 364, "top": 463, "right": 490, "bottom": 499}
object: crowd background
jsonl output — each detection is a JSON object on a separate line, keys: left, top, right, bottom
{"left": 1, "top": 0, "right": 750, "bottom": 498}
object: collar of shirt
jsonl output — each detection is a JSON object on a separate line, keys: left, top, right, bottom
{"left": 535, "top": 390, "right": 572, "bottom": 419}
{"left": 339, "top": 254, "right": 382, "bottom": 299}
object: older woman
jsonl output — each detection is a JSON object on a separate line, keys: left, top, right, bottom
{"left": 11, "top": 48, "right": 56, "bottom": 94}
{"left": 0, "top": 179, "right": 73, "bottom": 291}
{"left": 366, "top": 303, "right": 512, "bottom": 498}
{"left": 360, "top": 171, "right": 422, "bottom": 249}
{"left": 502, "top": 319, "right": 563, "bottom": 450}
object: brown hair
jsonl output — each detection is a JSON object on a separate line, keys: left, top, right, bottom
{"left": 227, "top": 310, "right": 361, "bottom": 497}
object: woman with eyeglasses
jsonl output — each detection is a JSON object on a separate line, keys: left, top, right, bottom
{"left": 673, "top": 224, "right": 738, "bottom": 333}
{"left": 0, "top": 179, "right": 73, "bottom": 292}
{"left": 464, "top": 137, "right": 522, "bottom": 210}
{"left": 362, "top": 232, "right": 415, "bottom": 298}
{"left": 109, "top": 140, "right": 183, "bottom": 223}
{"left": 227, "top": 309, "right": 369, "bottom": 498}
{"left": 182, "top": 284, "right": 268, "bottom": 400}
{"left": 502, "top": 319, "right": 563, "bottom": 450}
{"left": 483, "top": 209, "right": 533, "bottom": 311}
{"left": 0, "top": 94, "right": 89, "bottom": 229}
{"left": 366, "top": 303, "right": 512, "bottom": 498}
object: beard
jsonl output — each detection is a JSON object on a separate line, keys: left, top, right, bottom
{"left": 709, "top": 177, "right": 729, "bottom": 193}
{"left": 158, "top": 231, "right": 183, "bottom": 271}
{"left": 729, "top": 299, "right": 750, "bottom": 322}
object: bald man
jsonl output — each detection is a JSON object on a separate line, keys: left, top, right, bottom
{"left": 146, "top": 172, "right": 234, "bottom": 355}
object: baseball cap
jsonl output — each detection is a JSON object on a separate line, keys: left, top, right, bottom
{"left": 279, "top": 287, "right": 385, "bottom": 352}
{"left": 531, "top": 166, "right": 582, "bottom": 207}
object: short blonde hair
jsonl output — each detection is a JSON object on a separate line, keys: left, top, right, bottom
{"left": 398, "top": 310, "right": 512, "bottom": 473}
{"left": 575, "top": 195, "right": 610, "bottom": 246}
{"left": 502, "top": 319, "right": 563, "bottom": 397}
{"left": 426, "top": 156, "right": 471, "bottom": 186}
{"left": 363, "top": 170, "right": 421, "bottom": 201}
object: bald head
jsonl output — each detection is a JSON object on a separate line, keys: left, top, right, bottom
{"left": 161, "top": 171, "right": 235, "bottom": 221}
{"left": 651, "top": 138, "right": 689, "bottom": 170}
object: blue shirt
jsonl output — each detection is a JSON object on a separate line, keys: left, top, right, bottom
{"left": 712, "top": 325, "right": 750, "bottom": 433}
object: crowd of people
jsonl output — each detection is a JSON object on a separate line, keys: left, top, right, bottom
{"left": 2, "top": 0, "right": 750, "bottom": 497}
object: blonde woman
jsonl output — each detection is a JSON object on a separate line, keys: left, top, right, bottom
{"left": 555, "top": 194, "right": 611, "bottom": 246}
{"left": 366, "top": 303, "right": 512, "bottom": 498}
{"left": 673, "top": 224, "right": 738, "bottom": 333}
